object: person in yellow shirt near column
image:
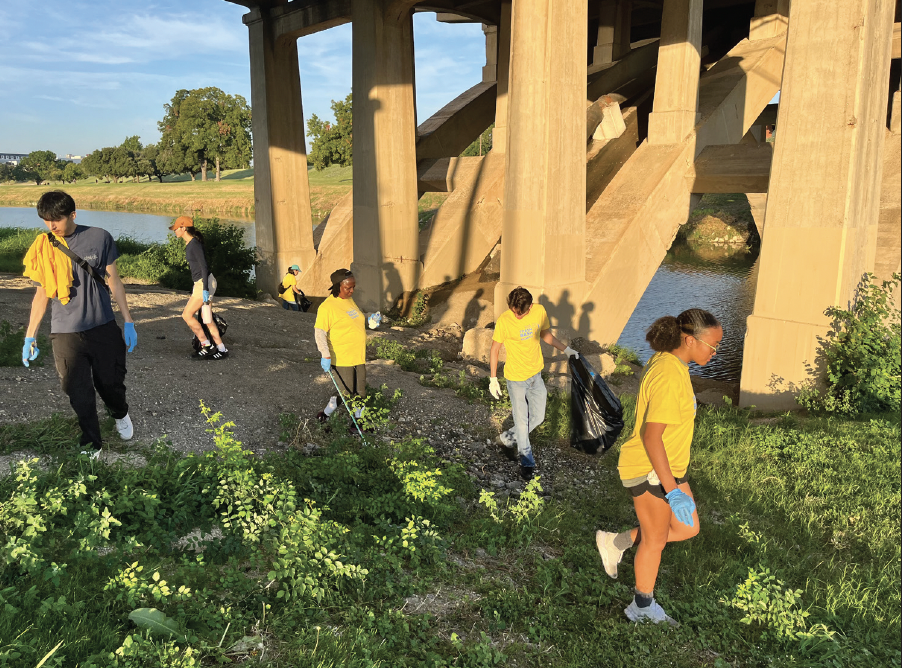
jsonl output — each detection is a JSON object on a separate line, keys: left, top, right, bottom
{"left": 279, "top": 265, "right": 307, "bottom": 311}
{"left": 595, "top": 308, "right": 721, "bottom": 626}
{"left": 489, "top": 287, "right": 578, "bottom": 480}
{"left": 313, "top": 268, "right": 381, "bottom": 429}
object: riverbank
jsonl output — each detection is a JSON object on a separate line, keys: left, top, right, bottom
{"left": 0, "top": 273, "right": 898, "bottom": 667}
{"left": 0, "top": 166, "right": 352, "bottom": 219}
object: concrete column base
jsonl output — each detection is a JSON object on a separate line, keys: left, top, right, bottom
{"left": 648, "top": 110, "right": 701, "bottom": 144}
{"left": 350, "top": 257, "right": 422, "bottom": 313}
{"left": 738, "top": 314, "right": 829, "bottom": 411}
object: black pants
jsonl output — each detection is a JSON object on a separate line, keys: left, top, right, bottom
{"left": 51, "top": 320, "right": 128, "bottom": 449}
{"left": 334, "top": 364, "right": 367, "bottom": 399}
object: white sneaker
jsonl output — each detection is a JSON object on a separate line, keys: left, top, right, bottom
{"left": 496, "top": 428, "right": 517, "bottom": 447}
{"left": 115, "top": 414, "right": 133, "bottom": 441}
{"left": 624, "top": 598, "right": 680, "bottom": 627}
{"left": 80, "top": 449, "right": 102, "bottom": 460}
{"left": 595, "top": 530, "right": 624, "bottom": 579}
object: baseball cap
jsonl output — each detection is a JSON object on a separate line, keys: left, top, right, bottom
{"left": 329, "top": 268, "right": 353, "bottom": 288}
{"left": 169, "top": 215, "right": 193, "bottom": 231}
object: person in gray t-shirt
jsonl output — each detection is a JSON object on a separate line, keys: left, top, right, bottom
{"left": 22, "top": 191, "right": 138, "bottom": 458}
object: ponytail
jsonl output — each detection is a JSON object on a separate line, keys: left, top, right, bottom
{"left": 185, "top": 227, "right": 205, "bottom": 245}
{"left": 646, "top": 308, "right": 720, "bottom": 352}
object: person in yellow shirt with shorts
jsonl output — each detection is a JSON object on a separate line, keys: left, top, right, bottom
{"left": 489, "top": 287, "right": 578, "bottom": 480}
{"left": 594, "top": 308, "right": 721, "bottom": 626}
{"left": 313, "top": 268, "right": 381, "bottom": 427}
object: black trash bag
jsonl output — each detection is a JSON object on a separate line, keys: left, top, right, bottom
{"left": 192, "top": 311, "right": 229, "bottom": 352}
{"left": 569, "top": 355, "right": 624, "bottom": 455}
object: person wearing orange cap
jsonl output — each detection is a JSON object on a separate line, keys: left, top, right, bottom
{"left": 169, "top": 216, "right": 228, "bottom": 360}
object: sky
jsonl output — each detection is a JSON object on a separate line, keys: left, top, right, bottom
{"left": 0, "top": 0, "right": 486, "bottom": 157}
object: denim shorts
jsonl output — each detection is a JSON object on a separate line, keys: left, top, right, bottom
{"left": 622, "top": 470, "right": 688, "bottom": 500}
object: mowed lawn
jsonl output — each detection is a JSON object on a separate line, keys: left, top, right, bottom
{"left": 0, "top": 165, "right": 354, "bottom": 219}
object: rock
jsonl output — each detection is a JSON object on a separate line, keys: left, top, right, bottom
{"left": 506, "top": 481, "right": 522, "bottom": 491}
{"left": 475, "top": 548, "right": 488, "bottom": 559}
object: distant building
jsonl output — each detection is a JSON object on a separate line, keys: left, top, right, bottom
{"left": 63, "top": 154, "right": 83, "bottom": 163}
{"left": 0, "top": 152, "right": 28, "bottom": 165}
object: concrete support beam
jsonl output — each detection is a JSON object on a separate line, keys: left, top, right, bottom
{"left": 416, "top": 156, "right": 485, "bottom": 192}
{"left": 687, "top": 143, "right": 773, "bottom": 193}
{"left": 268, "top": 0, "right": 351, "bottom": 40}
{"left": 415, "top": 82, "right": 496, "bottom": 161}
{"left": 740, "top": 0, "right": 896, "bottom": 410}
{"left": 587, "top": 37, "right": 658, "bottom": 99}
{"left": 350, "top": 0, "right": 421, "bottom": 311}
{"left": 747, "top": 193, "right": 768, "bottom": 237}
{"left": 581, "top": 33, "right": 787, "bottom": 344}
{"left": 594, "top": 0, "right": 632, "bottom": 65}
{"left": 493, "top": 1, "right": 512, "bottom": 154}
{"left": 876, "top": 123, "right": 901, "bottom": 305}
{"left": 647, "top": 0, "right": 702, "bottom": 144}
{"left": 749, "top": 0, "right": 789, "bottom": 41}
{"left": 495, "top": 0, "right": 589, "bottom": 332}
{"left": 753, "top": 103, "right": 779, "bottom": 126}
{"left": 483, "top": 24, "right": 498, "bottom": 81}
{"left": 892, "top": 22, "right": 901, "bottom": 59}
{"left": 246, "top": 11, "right": 315, "bottom": 295}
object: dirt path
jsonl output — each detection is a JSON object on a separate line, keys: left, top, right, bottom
{"left": 0, "top": 273, "right": 738, "bottom": 493}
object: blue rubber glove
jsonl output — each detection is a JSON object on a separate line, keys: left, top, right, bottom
{"left": 202, "top": 289, "right": 210, "bottom": 303}
{"left": 320, "top": 357, "right": 331, "bottom": 373}
{"left": 22, "top": 337, "right": 39, "bottom": 367}
{"left": 367, "top": 312, "right": 382, "bottom": 330}
{"left": 123, "top": 322, "right": 137, "bottom": 353}
{"left": 665, "top": 488, "right": 696, "bottom": 528}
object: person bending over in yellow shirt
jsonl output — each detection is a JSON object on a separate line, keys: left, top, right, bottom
{"left": 313, "top": 268, "right": 381, "bottom": 430}
{"left": 595, "top": 308, "right": 721, "bottom": 626}
{"left": 489, "top": 287, "right": 578, "bottom": 480}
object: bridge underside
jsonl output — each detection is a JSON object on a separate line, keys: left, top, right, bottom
{"left": 228, "top": 0, "right": 902, "bottom": 410}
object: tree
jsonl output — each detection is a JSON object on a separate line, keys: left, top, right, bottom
{"left": 460, "top": 124, "right": 494, "bottom": 157}
{"left": 17, "top": 150, "right": 57, "bottom": 185}
{"left": 62, "top": 162, "right": 84, "bottom": 183}
{"left": 307, "top": 93, "right": 352, "bottom": 170}
{"left": 158, "top": 88, "right": 252, "bottom": 182}
{"left": 0, "top": 163, "right": 14, "bottom": 183}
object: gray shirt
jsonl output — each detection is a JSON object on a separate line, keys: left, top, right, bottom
{"left": 48, "top": 225, "right": 119, "bottom": 334}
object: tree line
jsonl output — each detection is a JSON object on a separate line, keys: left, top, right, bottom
{"left": 0, "top": 87, "right": 252, "bottom": 186}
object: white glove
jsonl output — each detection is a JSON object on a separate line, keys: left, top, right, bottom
{"left": 367, "top": 312, "right": 382, "bottom": 329}
{"left": 489, "top": 377, "right": 502, "bottom": 400}
{"left": 563, "top": 346, "right": 579, "bottom": 359}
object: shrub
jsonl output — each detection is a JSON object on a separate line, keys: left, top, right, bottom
{"left": 799, "top": 272, "right": 901, "bottom": 414}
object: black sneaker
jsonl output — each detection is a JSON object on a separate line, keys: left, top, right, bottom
{"left": 192, "top": 344, "right": 216, "bottom": 360}
{"left": 208, "top": 348, "right": 229, "bottom": 360}
{"left": 520, "top": 465, "right": 536, "bottom": 481}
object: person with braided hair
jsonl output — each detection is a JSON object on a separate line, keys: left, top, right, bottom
{"left": 595, "top": 308, "right": 722, "bottom": 626}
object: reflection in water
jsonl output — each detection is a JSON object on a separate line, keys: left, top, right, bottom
{"left": 616, "top": 242, "right": 760, "bottom": 382}
{"left": 0, "top": 207, "right": 256, "bottom": 246}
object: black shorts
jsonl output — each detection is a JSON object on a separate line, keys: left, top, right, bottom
{"left": 626, "top": 474, "right": 688, "bottom": 500}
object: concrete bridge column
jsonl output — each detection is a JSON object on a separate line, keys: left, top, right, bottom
{"left": 492, "top": 1, "right": 512, "bottom": 154}
{"left": 739, "top": 0, "right": 896, "bottom": 410}
{"left": 246, "top": 10, "right": 316, "bottom": 295}
{"left": 594, "top": 0, "right": 632, "bottom": 66}
{"left": 494, "top": 0, "right": 589, "bottom": 331}
{"left": 647, "top": 0, "right": 703, "bottom": 144}
{"left": 350, "top": 0, "right": 421, "bottom": 312}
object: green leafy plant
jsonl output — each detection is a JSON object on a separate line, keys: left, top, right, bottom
{"left": 799, "top": 272, "right": 901, "bottom": 415}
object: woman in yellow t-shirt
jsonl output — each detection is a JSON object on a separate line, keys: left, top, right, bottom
{"left": 595, "top": 308, "right": 721, "bottom": 626}
{"left": 280, "top": 265, "right": 303, "bottom": 311}
{"left": 313, "top": 268, "right": 381, "bottom": 428}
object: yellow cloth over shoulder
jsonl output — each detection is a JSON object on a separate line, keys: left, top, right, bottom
{"left": 23, "top": 233, "right": 73, "bottom": 304}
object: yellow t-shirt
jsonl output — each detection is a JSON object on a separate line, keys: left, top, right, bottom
{"left": 618, "top": 352, "right": 697, "bottom": 480}
{"left": 280, "top": 273, "right": 296, "bottom": 301}
{"left": 492, "top": 304, "right": 551, "bottom": 382}
{"left": 314, "top": 295, "right": 367, "bottom": 367}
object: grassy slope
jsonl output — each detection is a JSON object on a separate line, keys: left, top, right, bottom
{"left": 0, "top": 375, "right": 898, "bottom": 667}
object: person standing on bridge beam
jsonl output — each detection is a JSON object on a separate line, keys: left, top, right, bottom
{"left": 489, "top": 287, "right": 579, "bottom": 481}
{"left": 595, "top": 308, "right": 722, "bottom": 626}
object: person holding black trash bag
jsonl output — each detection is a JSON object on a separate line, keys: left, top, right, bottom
{"left": 595, "top": 308, "right": 721, "bottom": 626}
{"left": 489, "top": 287, "right": 579, "bottom": 481}
{"left": 279, "top": 265, "right": 309, "bottom": 311}
{"left": 169, "top": 216, "right": 228, "bottom": 360}
{"left": 313, "top": 269, "right": 382, "bottom": 429}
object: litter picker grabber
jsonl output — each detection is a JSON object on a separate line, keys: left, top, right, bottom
{"left": 327, "top": 368, "right": 367, "bottom": 443}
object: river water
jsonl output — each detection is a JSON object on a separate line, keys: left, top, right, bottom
{"left": 1, "top": 207, "right": 759, "bottom": 382}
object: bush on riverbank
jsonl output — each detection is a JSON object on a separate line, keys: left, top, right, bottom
{"left": 0, "top": 218, "right": 256, "bottom": 299}
{"left": 799, "top": 272, "right": 901, "bottom": 415}
{"left": 1, "top": 394, "right": 898, "bottom": 666}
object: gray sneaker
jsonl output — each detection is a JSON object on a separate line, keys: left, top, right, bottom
{"left": 624, "top": 598, "right": 680, "bottom": 627}
{"left": 595, "top": 530, "right": 623, "bottom": 579}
